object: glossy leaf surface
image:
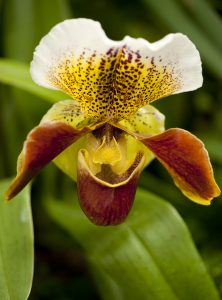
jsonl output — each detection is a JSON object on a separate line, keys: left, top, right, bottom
{"left": 46, "top": 188, "right": 219, "bottom": 300}
{"left": 0, "top": 179, "right": 33, "bottom": 300}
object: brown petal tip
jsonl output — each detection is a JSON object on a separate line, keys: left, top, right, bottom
{"left": 140, "top": 128, "right": 220, "bottom": 204}
{"left": 77, "top": 150, "right": 145, "bottom": 226}
{"left": 6, "top": 122, "right": 90, "bottom": 201}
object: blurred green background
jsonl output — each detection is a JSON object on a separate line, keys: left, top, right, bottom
{"left": 0, "top": 0, "right": 222, "bottom": 299}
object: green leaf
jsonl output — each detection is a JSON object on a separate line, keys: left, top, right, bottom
{"left": 3, "top": 0, "right": 71, "bottom": 62}
{"left": 46, "top": 188, "right": 220, "bottom": 300}
{"left": 0, "top": 59, "right": 65, "bottom": 103}
{"left": 0, "top": 179, "right": 33, "bottom": 300}
{"left": 3, "top": 0, "right": 36, "bottom": 62}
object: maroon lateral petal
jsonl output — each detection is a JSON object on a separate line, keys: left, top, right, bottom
{"left": 77, "top": 151, "right": 143, "bottom": 226}
{"left": 6, "top": 122, "right": 90, "bottom": 200}
{"left": 139, "top": 128, "right": 220, "bottom": 204}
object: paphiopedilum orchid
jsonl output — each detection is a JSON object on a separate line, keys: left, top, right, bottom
{"left": 6, "top": 19, "right": 220, "bottom": 225}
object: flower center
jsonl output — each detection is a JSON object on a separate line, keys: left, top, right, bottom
{"left": 89, "top": 123, "right": 122, "bottom": 166}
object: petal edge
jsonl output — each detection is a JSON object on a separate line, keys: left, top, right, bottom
{"left": 5, "top": 122, "right": 90, "bottom": 200}
{"left": 139, "top": 128, "right": 220, "bottom": 204}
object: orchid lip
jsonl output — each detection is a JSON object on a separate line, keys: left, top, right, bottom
{"left": 77, "top": 148, "right": 145, "bottom": 225}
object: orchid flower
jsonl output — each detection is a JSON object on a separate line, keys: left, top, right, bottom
{"left": 6, "top": 19, "right": 220, "bottom": 225}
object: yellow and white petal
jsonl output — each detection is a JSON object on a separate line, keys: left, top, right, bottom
{"left": 31, "top": 18, "right": 202, "bottom": 119}
{"left": 31, "top": 18, "right": 120, "bottom": 88}
{"left": 31, "top": 18, "right": 122, "bottom": 118}
{"left": 108, "top": 34, "right": 202, "bottom": 117}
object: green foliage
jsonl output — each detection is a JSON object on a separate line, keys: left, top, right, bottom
{"left": 0, "top": 59, "right": 65, "bottom": 103}
{"left": 46, "top": 189, "right": 220, "bottom": 300}
{"left": 0, "top": 179, "right": 33, "bottom": 300}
